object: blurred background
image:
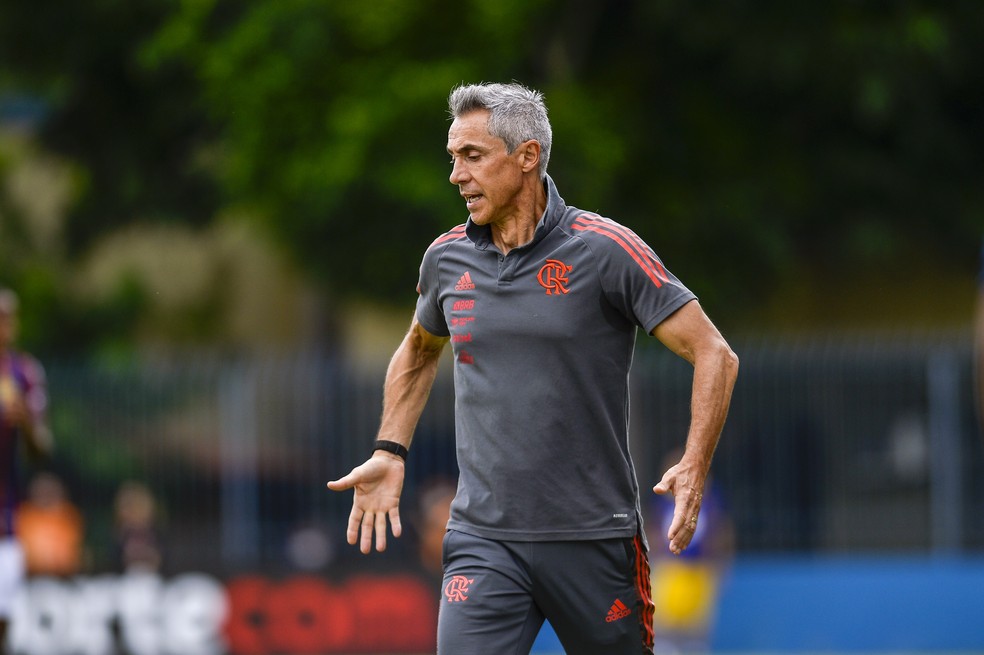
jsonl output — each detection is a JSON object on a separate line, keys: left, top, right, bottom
{"left": 1, "top": 1, "right": 982, "bottom": 653}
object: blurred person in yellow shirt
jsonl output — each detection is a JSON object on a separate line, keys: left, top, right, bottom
{"left": 648, "top": 449, "right": 734, "bottom": 655}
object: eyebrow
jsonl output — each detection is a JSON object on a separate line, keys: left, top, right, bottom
{"left": 446, "top": 142, "right": 489, "bottom": 155}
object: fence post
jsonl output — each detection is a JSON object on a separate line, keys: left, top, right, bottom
{"left": 219, "top": 362, "right": 261, "bottom": 566}
{"left": 928, "top": 347, "right": 962, "bottom": 553}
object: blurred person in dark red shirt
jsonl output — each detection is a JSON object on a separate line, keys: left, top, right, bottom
{"left": 975, "top": 238, "right": 984, "bottom": 439}
{"left": 0, "top": 288, "right": 53, "bottom": 652}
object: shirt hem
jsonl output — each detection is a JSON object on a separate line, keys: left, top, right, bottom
{"left": 447, "top": 521, "right": 638, "bottom": 542}
{"left": 643, "top": 293, "right": 697, "bottom": 335}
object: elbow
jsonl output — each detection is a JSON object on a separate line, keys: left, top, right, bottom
{"left": 692, "top": 337, "right": 738, "bottom": 385}
{"left": 723, "top": 343, "right": 739, "bottom": 383}
{"left": 705, "top": 336, "right": 738, "bottom": 384}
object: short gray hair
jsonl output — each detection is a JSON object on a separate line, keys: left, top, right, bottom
{"left": 448, "top": 82, "right": 552, "bottom": 179}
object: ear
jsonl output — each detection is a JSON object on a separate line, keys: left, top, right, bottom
{"left": 517, "top": 140, "right": 541, "bottom": 174}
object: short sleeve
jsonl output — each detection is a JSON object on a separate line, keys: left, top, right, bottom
{"left": 415, "top": 245, "right": 450, "bottom": 337}
{"left": 585, "top": 219, "right": 696, "bottom": 334}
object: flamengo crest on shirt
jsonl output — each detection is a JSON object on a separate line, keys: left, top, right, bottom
{"left": 537, "top": 259, "right": 573, "bottom": 295}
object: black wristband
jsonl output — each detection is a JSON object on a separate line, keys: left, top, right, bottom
{"left": 373, "top": 439, "right": 409, "bottom": 461}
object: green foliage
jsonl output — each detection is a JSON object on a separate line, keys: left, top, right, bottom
{"left": 0, "top": 0, "right": 219, "bottom": 253}
{"left": 141, "top": 0, "right": 556, "bottom": 300}
{"left": 2, "top": 0, "right": 983, "bottom": 347}
{"left": 145, "top": 0, "right": 984, "bottom": 316}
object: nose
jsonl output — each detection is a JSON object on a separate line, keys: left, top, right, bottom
{"left": 449, "top": 157, "right": 468, "bottom": 185}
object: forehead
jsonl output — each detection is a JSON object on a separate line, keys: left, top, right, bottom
{"left": 447, "top": 110, "right": 502, "bottom": 151}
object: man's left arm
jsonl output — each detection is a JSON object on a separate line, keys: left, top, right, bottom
{"left": 651, "top": 299, "right": 738, "bottom": 555}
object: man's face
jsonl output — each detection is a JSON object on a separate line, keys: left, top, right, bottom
{"left": 447, "top": 110, "right": 527, "bottom": 226}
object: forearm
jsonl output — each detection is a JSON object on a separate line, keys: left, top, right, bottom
{"left": 328, "top": 322, "right": 442, "bottom": 555}
{"left": 680, "top": 340, "right": 738, "bottom": 481}
{"left": 651, "top": 302, "right": 739, "bottom": 484}
{"left": 376, "top": 319, "right": 447, "bottom": 449}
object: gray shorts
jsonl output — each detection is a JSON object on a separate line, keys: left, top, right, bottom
{"left": 438, "top": 529, "right": 655, "bottom": 654}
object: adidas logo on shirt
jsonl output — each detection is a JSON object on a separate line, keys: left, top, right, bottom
{"left": 455, "top": 271, "right": 476, "bottom": 291}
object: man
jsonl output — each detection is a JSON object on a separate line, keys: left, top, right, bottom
{"left": 0, "top": 288, "right": 53, "bottom": 652}
{"left": 328, "top": 83, "right": 738, "bottom": 654}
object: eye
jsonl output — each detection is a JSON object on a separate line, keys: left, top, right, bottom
{"left": 449, "top": 150, "right": 482, "bottom": 165}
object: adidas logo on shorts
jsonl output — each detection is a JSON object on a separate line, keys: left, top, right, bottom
{"left": 605, "top": 598, "right": 631, "bottom": 622}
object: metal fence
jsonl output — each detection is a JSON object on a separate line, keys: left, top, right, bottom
{"left": 36, "top": 330, "right": 982, "bottom": 576}
{"left": 632, "top": 331, "right": 982, "bottom": 554}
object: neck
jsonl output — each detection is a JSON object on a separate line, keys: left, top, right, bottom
{"left": 490, "top": 177, "right": 548, "bottom": 255}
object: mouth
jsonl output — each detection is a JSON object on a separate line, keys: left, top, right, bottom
{"left": 462, "top": 193, "right": 483, "bottom": 207}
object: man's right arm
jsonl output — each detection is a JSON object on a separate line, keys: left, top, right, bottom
{"left": 377, "top": 313, "right": 450, "bottom": 450}
{"left": 327, "top": 313, "right": 448, "bottom": 553}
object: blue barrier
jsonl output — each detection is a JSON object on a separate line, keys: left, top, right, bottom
{"left": 712, "top": 555, "right": 984, "bottom": 652}
{"left": 531, "top": 556, "right": 984, "bottom": 653}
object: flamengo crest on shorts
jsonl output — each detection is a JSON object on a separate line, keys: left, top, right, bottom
{"left": 444, "top": 575, "right": 474, "bottom": 602}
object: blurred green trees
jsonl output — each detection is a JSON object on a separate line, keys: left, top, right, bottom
{"left": 1, "top": 0, "right": 982, "bottom": 354}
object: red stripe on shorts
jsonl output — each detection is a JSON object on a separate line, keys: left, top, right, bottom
{"left": 633, "top": 534, "right": 655, "bottom": 650}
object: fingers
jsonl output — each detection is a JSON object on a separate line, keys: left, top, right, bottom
{"left": 349, "top": 508, "right": 402, "bottom": 554}
{"left": 360, "top": 511, "right": 375, "bottom": 554}
{"left": 667, "top": 509, "right": 698, "bottom": 555}
{"left": 669, "top": 531, "right": 692, "bottom": 555}
{"left": 374, "top": 512, "right": 388, "bottom": 552}
{"left": 345, "top": 506, "right": 362, "bottom": 546}
{"left": 659, "top": 480, "right": 703, "bottom": 555}
{"left": 389, "top": 507, "right": 402, "bottom": 539}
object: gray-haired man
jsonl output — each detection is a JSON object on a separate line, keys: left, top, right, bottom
{"left": 329, "top": 82, "right": 738, "bottom": 654}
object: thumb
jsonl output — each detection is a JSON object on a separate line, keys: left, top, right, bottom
{"left": 326, "top": 472, "right": 358, "bottom": 491}
{"left": 653, "top": 479, "right": 670, "bottom": 495}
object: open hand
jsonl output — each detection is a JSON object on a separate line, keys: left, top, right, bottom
{"left": 327, "top": 454, "right": 405, "bottom": 554}
{"left": 653, "top": 462, "right": 705, "bottom": 555}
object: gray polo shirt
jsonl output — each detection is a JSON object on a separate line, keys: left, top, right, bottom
{"left": 416, "top": 175, "right": 696, "bottom": 542}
